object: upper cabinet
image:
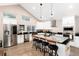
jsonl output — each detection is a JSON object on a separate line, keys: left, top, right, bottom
{"left": 51, "top": 20, "right": 56, "bottom": 27}
{"left": 62, "top": 16, "right": 79, "bottom": 33}
{"left": 35, "top": 21, "right": 52, "bottom": 29}
{"left": 3, "top": 12, "right": 16, "bottom": 18}
{"left": 62, "top": 16, "right": 75, "bottom": 27}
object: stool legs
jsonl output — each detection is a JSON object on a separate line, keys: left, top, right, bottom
{"left": 49, "top": 50, "right": 58, "bottom": 56}
{"left": 48, "top": 45, "right": 58, "bottom": 56}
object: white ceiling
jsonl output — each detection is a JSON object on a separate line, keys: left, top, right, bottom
{"left": 0, "top": 3, "right": 17, "bottom": 6}
{"left": 1, "top": 3, "right": 79, "bottom": 21}
{"left": 20, "top": 3, "right": 79, "bottom": 20}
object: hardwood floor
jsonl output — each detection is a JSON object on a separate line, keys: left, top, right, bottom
{"left": 70, "top": 46, "right": 79, "bottom": 56}
{"left": 5, "top": 42, "right": 79, "bottom": 56}
{"left": 6, "top": 42, "right": 44, "bottom": 56}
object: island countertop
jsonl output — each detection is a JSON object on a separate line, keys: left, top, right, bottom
{"left": 33, "top": 35, "right": 68, "bottom": 44}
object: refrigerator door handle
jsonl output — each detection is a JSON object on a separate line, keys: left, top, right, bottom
{"left": 5, "top": 31, "right": 9, "bottom": 35}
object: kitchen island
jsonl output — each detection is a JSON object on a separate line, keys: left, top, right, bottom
{"left": 33, "top": 34, "right": 71, "bottom": 56}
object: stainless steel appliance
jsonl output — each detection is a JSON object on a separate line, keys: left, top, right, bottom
{"left": 3, "top": 24, "right": 17, "bottom": 48}
{"left": 24, "top": 25, "right": 35, "bottom": 42}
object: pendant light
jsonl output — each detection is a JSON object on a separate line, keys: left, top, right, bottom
{"left": 40, "top": 3, "right": 43, "bottom": 19}
{"left": 50, "top": 3, "right": 53, "bottom": 17}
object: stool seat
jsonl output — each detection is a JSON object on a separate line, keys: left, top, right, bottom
{"left": 48, "top": 45, "right": 58, "bottom": 51}
{"left": 33, "top": 38, "right": 38, "bottom": 41}
{"left": 42, "top": 41, "right": 49, "bottom": 46}
{"left": 36, "top": 39, "right": 42, "bottom": 44}
{"left": 35, "top": 39, "right": 43, "bottom": 51}
{"left": 33, "top": 38, "right": 38, "bottom": 48}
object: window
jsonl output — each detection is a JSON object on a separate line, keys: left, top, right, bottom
{"left": 3, "top": 12, "right": 16, "bottom": 18}
{"left": 22, "top": 15, "right": 30, "bottom": 21}
{"left": 3, "top": 12, "right": 16, "bottom": 24}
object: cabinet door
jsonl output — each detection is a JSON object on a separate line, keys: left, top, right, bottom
{"left": 62, "top": 16, "right": 74, "bottom": 27}
{"left": 11, "top": 34, "right": 17, "bottom": 46}
{"left": 27, "top": 25, "right": 32, "bottom": 32}
{"left": 51, "top": 20, "right": 56, "bottom": 27}
{"left": 17, "top": 35, "right": 24, "bottom": 44}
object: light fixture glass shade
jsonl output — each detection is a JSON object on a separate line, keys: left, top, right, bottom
{"left": 40, "top": 3, "right": 43, "bottom": 19}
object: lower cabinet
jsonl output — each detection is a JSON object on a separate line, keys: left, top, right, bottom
{"left": 56, "top": 43, "right": 70, "bottom": 56}
{"left": 11, "top": 34, "right": 17, "bottom": 46}
{"left": 17, "top": 35, "right": 24, "bottom": 44}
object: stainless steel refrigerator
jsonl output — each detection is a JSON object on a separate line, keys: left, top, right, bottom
{"left": 3, "top": 24, "right": 17, "bottom": 48}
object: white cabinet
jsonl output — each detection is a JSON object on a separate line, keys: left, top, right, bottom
{"left": 62, "top": 16, "right": 79, "bottom": 48}
{"left": 62, "top": 16, "right": 75, "bottom": 40}
{"left": 17, "top": 35, "right": 24, "bottom": 44}
{"left": 62, "top": 16, "right": 79, "bottom": 33}
{"left": 35, "top": 21, "right": 52, "bottom": 29}
{"left": 70, "top": 36, "right": 79, "bottom": 48}
{"left": 62, "top": 16, "right": 75, "bottom": 27}
{"left": 57, "top": 43, "right": 70, "bottom": 56}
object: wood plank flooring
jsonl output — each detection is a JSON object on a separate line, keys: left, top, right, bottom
{"left": 5, "top": 42, "right": 79, "bottom": 56}
{"left": 6, "top": 42, "right": 44, "bottom": 56}
{"left": 70, "top": 46, "right": 79, "bottom": 56}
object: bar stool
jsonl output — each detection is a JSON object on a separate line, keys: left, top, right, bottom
{"left": 36, "top": 39, "right": 43, "bottom": 51}
{"left": 48, "top": 44, "right": 58, "bottom": 56}
{"left": 42, "top": 41, "right": 49, "bottom": 56}
{"left": 33, "top": 38, "right": 38, "bottom": 48}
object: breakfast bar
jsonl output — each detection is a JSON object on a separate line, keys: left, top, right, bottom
{"left": 33, "top": 35, "right": 68, "bottom": 44}
{"left": 33, "top": 34, "right": 70, "bottom": 56}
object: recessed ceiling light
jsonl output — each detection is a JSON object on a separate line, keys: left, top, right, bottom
{"left": 69, "top": 5, "right": 73, "bottom": 9}
{"left": 32, "top": 7, "right": 36, "bottom": 10}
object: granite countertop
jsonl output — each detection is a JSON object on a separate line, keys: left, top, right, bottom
{"left": 17, "top": 32, "right": 33, "bottom": 35}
